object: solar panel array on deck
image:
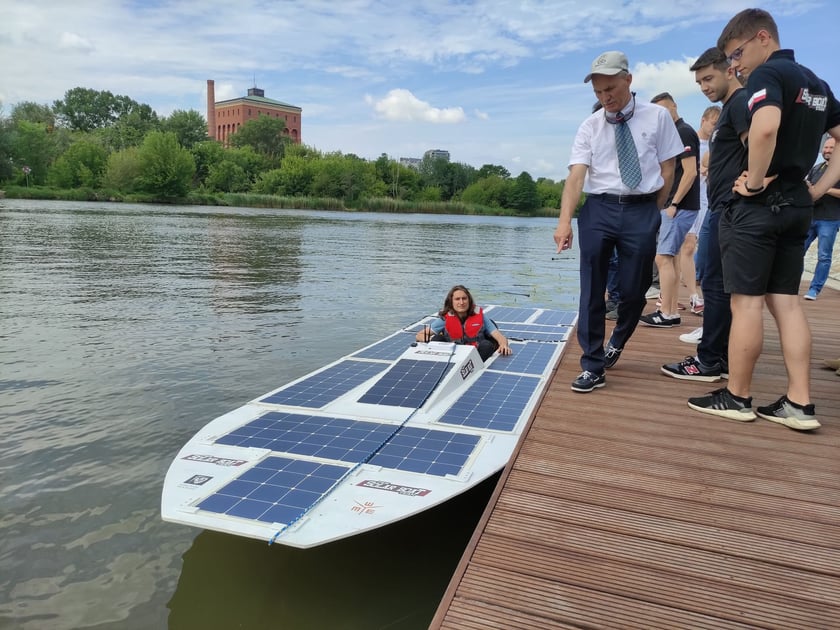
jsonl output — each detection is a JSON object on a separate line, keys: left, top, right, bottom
{"left": 358, "top": 359, "right": 453, "bottom": 407}
{"left": 439, "top": 371, "right": 539, "bottom": 431}
{"left": 259, "top": 360, "right": 387, "bottom": 408}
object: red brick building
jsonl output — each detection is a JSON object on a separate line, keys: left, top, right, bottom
{"left": 206, "top": 79, "right": 302, "bottom": 145}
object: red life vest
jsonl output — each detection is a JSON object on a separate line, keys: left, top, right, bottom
{"left": 443, "top": 308, "right": 484, "bottom": 346}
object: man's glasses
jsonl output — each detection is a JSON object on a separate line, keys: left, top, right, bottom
{"left": 726, "top": 33, "right": 758, "bottom": 64}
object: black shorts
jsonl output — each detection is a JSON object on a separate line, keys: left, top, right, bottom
{"left": 719, "top": 200, "right": 811, "bottom": 296}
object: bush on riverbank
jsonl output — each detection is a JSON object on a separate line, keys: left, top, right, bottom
{"left": 1, "top": 185, "right": 561, "bottom": 217}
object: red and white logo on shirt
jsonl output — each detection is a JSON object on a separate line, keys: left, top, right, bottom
{"left": 747, "top": 88, "right": 767, "bottom": 111}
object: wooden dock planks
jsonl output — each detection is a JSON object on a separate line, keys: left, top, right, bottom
{"left": 432, "top": 285, "right": 840, "bottom": 629}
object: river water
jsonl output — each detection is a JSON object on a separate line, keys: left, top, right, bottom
{"left": 0, "top": 199, "right": 578, "bottom": 629}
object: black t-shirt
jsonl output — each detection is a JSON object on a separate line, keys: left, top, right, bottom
{"left": 807, "top": 161, "right": 840, "bottom": 221}
{"left": 744, "top": 49, "right": 840, "bottom": 205}
{"left": 668, "top": 118, "right": 701, "bottom": 210}
{"left": 708, "top": 88, "right": 750, "bottom": 211}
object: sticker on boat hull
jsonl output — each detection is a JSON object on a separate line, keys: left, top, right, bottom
{"left": 357, "top": 479, "right": 431, "bottom": 496}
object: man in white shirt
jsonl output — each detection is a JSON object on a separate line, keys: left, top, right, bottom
{"left": 554, "top": 51, "right": 684, "bottom": 393}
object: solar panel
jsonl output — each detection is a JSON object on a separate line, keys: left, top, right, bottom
{"left": 352, "top": 332, "right": 416, "bottom": 361}
{"left": 370, "top": 427, "right": 480, "bottom": 477}
{"left": 259, "top": 360, "right": 387, "bottom": 408}
{"left": 490, "top": 341, "right": 557, "bottom": 375}
{"left": 196, "top": 456, "right": 348, "bottom": 525}
{"left": 215, "top": 412, "right": 397, "bottom": 462}
{"left": 212, "top": 412, "right": 478, "bottom": 477}
{"left": 498, "top": 323, "right": 571, "bottom": 342}
{"left": 533, "top": 310, "right": 577, "bottom": 326}
{"left": 358, "top": 359, "right": 453, "bottom": 408}
{"left": 439, "top": 372, "right": 539, "bottom": 431}
{"left": 485, "top": 306, "right": 538, "bottom": 323}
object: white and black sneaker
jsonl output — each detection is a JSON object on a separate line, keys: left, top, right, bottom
{"left": 687, "top": 387, "right": 756, "bottom": 421}
{"left": 639, "top": 310, "right": 681, "bottom": 328}
{"left": 756, "top": 395, "right": 820, "bottom": 431}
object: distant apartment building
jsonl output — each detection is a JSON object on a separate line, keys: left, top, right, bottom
{"left": 399, "top": 157, "right": 422, "bottom": 169}
{"left": 423, "top": 149, "right": 450, "bottom": 161}
{"left": 206, "top": 79, "right": 302, "bottom": 146}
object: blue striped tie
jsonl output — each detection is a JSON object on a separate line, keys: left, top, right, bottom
{"left": 615, "top": 113, "right": 642, "bottom": 189}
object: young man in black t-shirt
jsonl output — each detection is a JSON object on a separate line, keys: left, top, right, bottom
{"left": 662, "top": 47, "right": 747, "bottom": 387}
{"left": 689, "top": 8, "right": 840, "bottom": 430}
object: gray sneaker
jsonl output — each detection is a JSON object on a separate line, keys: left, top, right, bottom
{"left": 756, "top": 395, "right": 821, "bottom": 431}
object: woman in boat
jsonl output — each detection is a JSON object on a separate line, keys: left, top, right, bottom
{"left": 415, "top": 285, "right": 512, "bottom": 360}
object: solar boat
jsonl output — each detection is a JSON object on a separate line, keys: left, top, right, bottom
{"left": 161, "top": 305, "right": 576, "bottom": 548}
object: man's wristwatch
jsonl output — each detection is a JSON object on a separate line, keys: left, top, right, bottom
{"left": 745, "top": 183, "right": 765, "bottom": 193}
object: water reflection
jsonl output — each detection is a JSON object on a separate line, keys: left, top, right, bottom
{"left": 168, "top": 475, "right": 498, "bottom": 630}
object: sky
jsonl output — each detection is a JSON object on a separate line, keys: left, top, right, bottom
{"left": 1, "top": 1, "right": 838, "bottom": 182}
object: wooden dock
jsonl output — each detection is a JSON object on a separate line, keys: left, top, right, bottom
{"left": 432, "top": 285, "right": 840, "bottom": 629}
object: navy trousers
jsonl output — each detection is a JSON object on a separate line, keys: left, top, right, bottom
{"left": 576, "top": 196, "right": 660, "bottom": 373}
{"left": 697, "top": 209, "right": 730, "bottom": 368}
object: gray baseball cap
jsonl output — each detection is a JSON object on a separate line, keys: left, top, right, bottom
{"left": 584, "top": 51, "right": 629, "bottom": 83}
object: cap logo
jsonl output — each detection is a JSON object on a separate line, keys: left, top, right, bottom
{"left": 595, "top": 55, "right": 608, "bottom": 67}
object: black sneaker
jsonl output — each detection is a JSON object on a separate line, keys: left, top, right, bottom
{"left": 604, "top": 342, "right": 622, "bottom": 369}
{"left": 571, "top": 370, "right": 605, "bottom": 393}
{"left": 687, "top": 387, "right": 756, "bottom": 421}
{"left": 661, "top": 356, "right": 722, "bottom": 382}
{"left": 756, "top": 395, "right": 821, "bottom": 431}
{"left": 639, "top": 310, "right": 681, "bottom": 328}
{"left": 720, "top": 359, "right": 729, "bottom": 380}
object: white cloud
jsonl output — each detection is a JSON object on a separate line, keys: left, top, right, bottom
{"left": 367, "top": 89, "right": 466, "bottom": 124}
{"left": 474, "top": 109, "right": 490, "bottom": 120}
{"left": 631, "top": 57, "right": 700, "bottom": 101}
{"left": 58, "top": 32, "right": 94, "bottom": 53}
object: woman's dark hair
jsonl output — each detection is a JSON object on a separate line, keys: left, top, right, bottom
{"left": 439, "top": 285, "right": 475, "bottom": 318}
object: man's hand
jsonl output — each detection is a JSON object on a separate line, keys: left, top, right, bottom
{"left": 554, "top": 221, "right": 574, "bottom": 252}
{"left": 733, "top": 170, "right": 778, "bottom": 196}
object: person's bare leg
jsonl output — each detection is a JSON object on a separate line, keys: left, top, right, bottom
{"left": 680, "top": 235, "right": 700, "bottom": 299}
{"left": 765, "top": 293, "right": 812, "bottom": 404}
{"left": 726, "top": 294, "right": 765, "bottom": 398}
{"left": 655, "top": 253, "right": 679, "bottom": 316}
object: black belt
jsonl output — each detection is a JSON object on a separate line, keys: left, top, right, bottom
{"left": 593, "top": 192, "right": 657, "bottom": 204}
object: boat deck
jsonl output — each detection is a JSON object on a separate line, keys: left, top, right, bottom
{"left": 432, "top": 285, "right": 840, "bottom": 628}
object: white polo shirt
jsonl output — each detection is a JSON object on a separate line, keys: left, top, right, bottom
{"left": 569, "top": 98, "right": 684, "bottom": 195}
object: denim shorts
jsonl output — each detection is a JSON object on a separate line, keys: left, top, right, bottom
{"left": 719, "top": 200, "right": 811, "bottom": 295}
{"left": 656, "top": 209, "right": 697, "bottom": 256}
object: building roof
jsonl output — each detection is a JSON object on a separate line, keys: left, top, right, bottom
{"left": 215, "top": 94, "right": 301, "bottom": 111}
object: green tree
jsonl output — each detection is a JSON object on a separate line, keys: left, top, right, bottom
{"left": 161, "top": 110, "right": 208, "bottom": 150}
{"left": 9, "top": 120, "right": 58, "bottom": 185}
{"left": 10, "top": 101, "right": 56, "bottom": 128}
{"left": 102, "top": 146, "right": 142, "bottom": 192}
{"left": 536, "top": 177, "right": 563, "bottom": 210}
{"left": 206, "top": 160, "right": 250, "bottom": 192}
{"left": 191, "top": 140, "right": 225, "bottom": 187}
{"left": 223, "top": 146, "right": 265, "bottom": 183}
{"left": 229, "top": 115, "right": 290, "bottom": 165}
{"left": 461, "top": 175, "right": 511, "bottom": 208}
{"left": 477, "top": 163, "right": 510, "bottom": 179}
{"left": 54, "top": 88, "right": 158, "bottom": 134}
{"left": 136, "top": 131, "right": 195, "bottom": 198}
{"left": 54, "top": 88, "right": 120, "bottom": 131}
{"left": 509, "top": 171, "right": 539, "bottom": 213}
{"left": 310, "top": 153, "right": 377, "bottom": 202}
{"left": 48, "top": 138, "right": 108, "bottom": 188}
{"left": 97, "top": 109, "right": 160, "bottom": 151}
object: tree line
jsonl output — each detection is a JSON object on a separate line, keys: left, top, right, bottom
{"left": 0, "top": 87, "right": 567, "bottom": 214}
